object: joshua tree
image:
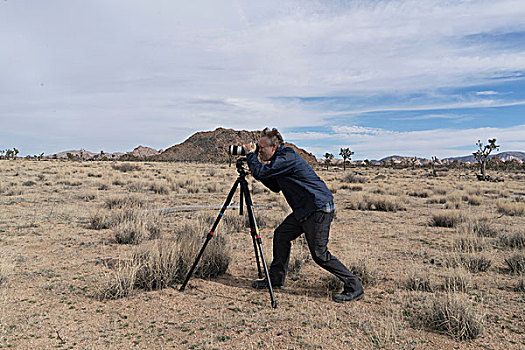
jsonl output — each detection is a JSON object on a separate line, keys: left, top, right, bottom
{"left": 0, "top": 149, "right": 4, "bottom": 159}
{"left": 323, "top": 152, "right": 334, "bottom": 170}
{"left": 339, "top": 148, "right": 354, "bottom": 171}
{"left": 431, "top": 156, "right": 439, "bottom": 177}
{"left": 13, "top": 148, "right": 19, "bottom": 159}
{"left": 473, "top": 138, "right": 499, "bottom": 180}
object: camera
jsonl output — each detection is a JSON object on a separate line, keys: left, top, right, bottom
{"left": 228, "top": 145, "right": 258, "bottom": 156}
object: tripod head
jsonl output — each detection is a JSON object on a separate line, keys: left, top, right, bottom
{"left": 236, "top": 157, "right": 250, "bottom": 177}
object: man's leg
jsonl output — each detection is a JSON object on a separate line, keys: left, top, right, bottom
{"left": 301, "top": 212, "right": 363, "bottom": 297}
{"left": 254, "top": 213, "right": 303, "bottom": 288}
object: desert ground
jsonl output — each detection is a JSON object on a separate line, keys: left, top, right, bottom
{"left": 0, "top": 159, "right": 524, "bottom": 349}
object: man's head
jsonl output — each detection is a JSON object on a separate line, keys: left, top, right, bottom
{"left": 258, "top": 128, "right": 283, "bottom": 161}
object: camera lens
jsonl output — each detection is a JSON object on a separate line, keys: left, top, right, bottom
{"left": 228, "top": 145, "right": 246, "bottom": 156}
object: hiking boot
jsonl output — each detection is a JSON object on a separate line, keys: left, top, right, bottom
{"left": 333, "top": 288, "right": 364, "bottom": 303}
{"left": 252, "top": 279, "right": 283, "bottom": 290}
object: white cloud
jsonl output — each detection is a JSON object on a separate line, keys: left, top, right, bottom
{"left": 476, "top": 91, "right": 500, "bottom": 95}
{"left": 1, "top": 1, "right": 525, "bottom": 154}
{"left": 287, "top": 124, "right": 525, "bottom": 159}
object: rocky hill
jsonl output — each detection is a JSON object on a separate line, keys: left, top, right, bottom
{"left": 443, "top": 151, "right": 525, "bottom": 163}
{"left": 151, "top": 127, "right": 318, "bottom": 165}
{"left": 120, "top": 145, "right": 161, "bottom": 160}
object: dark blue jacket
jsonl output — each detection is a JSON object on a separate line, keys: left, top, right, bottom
{"left": 246, "top": 145, "right": 333, "bottom": 222}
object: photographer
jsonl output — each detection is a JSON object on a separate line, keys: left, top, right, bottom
{"left": 244, "top": 128, "right": 364, "bottom": 303}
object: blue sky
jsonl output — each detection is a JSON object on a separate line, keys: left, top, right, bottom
{"left": 1, "top": 0, "right": 524, "bottom": 159}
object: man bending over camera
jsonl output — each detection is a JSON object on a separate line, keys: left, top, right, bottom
{"left": 244, "top": 128, "right": 364, "bottom": 303}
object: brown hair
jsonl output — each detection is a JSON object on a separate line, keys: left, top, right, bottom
{"left": 261, "top": 127, "right": 284, "bottom": 147}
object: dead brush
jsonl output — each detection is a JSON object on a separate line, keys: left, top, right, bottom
{"left": 149, "top": 182, "right": 170, "bottom": 195}
{"left": 343, "top": 173, "right": 367, "bottom": 184}
{"left": 518, "top": 275, "right": 525, "bottom": 292}
{"left": 288, "top": 236, "right": 311, "bottom": 275}
{"left": 442, "top": 268, "right": 472, "bottom": 293}
{"left": 348, "top": 259, "right": 379, "bottom": 287}
{"left": 504, "top": 252, "right": 525, "bottom": 274}
{"left": 455, "top": 253, "right": 492, "bottom": 273}
{"left": 93, "top": 261, "right": 140, "bottom": 300}
{"left": 408, "top": 189, "right": 432, "bottom": 198}
{"left": 112, "top": 163, "right": 141, "bottom": 172}
{"left": 452, "top": 234, "right": 486, "bottom": 253}
{"left": 0, "top": 255, "right": 14, "bottom": 286}
{"left": 497, "top": 200, "right": 525, "bottom": 216}
{"left": 346, "top": 193, "right": 406, "bottom": 212}
{"left": 104, "top": 195, "right": 145, "bottom": 209}
{"left": 419, "top": 293, "right": 484, "bottom": 341}
{"left": 499, "top": 231, "right": 525, "bottom": 249}
{"left": 132, "top": 240, "right": 183, "bottom": 290}
{"left": 113, "top": 211, "right": 162, "bottom": 244}
{"left": 429, "top": 210, "right": 461, "bottom": 228}
{"left": 404, "top": 268, "right": 435, "bottom": 292}
{"left": 359, "top": 311, "right": 404, "bottom": 349}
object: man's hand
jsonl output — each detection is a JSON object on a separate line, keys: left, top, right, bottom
{"left": 243, "top": 143, "right": 257, "bottom": 153}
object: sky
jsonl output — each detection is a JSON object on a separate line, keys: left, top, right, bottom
{"left": 1, "top": 0, "right": 524, "bottom": 160}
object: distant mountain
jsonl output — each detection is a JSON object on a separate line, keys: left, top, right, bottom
{"left": 151, "top": 127, "right": 318, "bottom": 165}
{"left": 443, "top": 151, "right": 525, "bottom": 163}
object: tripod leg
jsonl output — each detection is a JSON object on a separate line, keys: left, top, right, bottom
{"left": 240, "top": 180, "right": 277, "bottom": 308}
{"left": 251, "top": 234, "right": 263, "bottom": 278}
{"left": 180, "top": 179, "right": 240, "bottom": 292}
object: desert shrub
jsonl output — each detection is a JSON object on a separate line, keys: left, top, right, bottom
{"left": 22, "top": 180, "right": 36, "bottom": 186}
{"left": 518, "top": 275, "right": 525, "bottom": 292}
{"left": 426, "top": 197, "right": 447, "bottom": 204}
{"left": 405, "top": 269, "right": 435, "bottom": 292}
{"left": 346, "top": 193, "right": 405, "bottom": 212}
{"left": 288, "top": 236, "right": 311, "bottom": 275}
{"left": 112, "top": 179, "right": 126, "bottom": 186}
{"left": 0, "top": 256, "right": 14, "bottom": 286}
{"left": 113, "top": 212, "right": 162, "bottom": 244}
{"left": 89, "top": 211, "right": 113, "bottom": 230}
{"left": 464, "top": 195, "right": 482, "bottom": 206}
{"left": 104, "top": 195, "right": 145, "bottom": 209}
{"left": 93, "top": 261, "right": 139, "bottom": 300}
{"left": 98, "top": 183, "right": 109, "bottom": 190}
{"left": 206, "top": 182, "right": 220, "bottom": 193}
{"left": 360, "top": 312, "right": 404, "bottom": 349}
{"left": 442, "top": 268, "right": 471, "bottom": 293}
{"left": 343, "top": 173, "right": 367, "bottom": 184}
{"left": 453, "top": 235, "right": 485, "bottom": 253}
{"left": 497, "top": 200, "right": 525, "bottom": 216}
{"left": 348, "top": 259, "right": 379, "bottom": 287}
{"left": 112, "top": 163, "right": 141, "bottom": 172}
{"left": 340, "top": 184, "right": 363, "bottom": 191}
{"left": 77, "top": 191, "right": 97, "bottom": 202}
{"left": 126, "top": 181, "right": 149, "bottom": 193}
{"left": 460, "top": 254, "right": 492, "bottom": 273}
{"left": 420, "top": 293, "right": 484, "bottom": 340}
{"left": 133, "top": 240, "right": 183, "bottom": 290}
{"left": 504, "top": 252, "right": 525, "bottom": 274}
{"left": 429, "top": 211, "right": 461, "bottom": 228}
{"left": 149, "top": 182, "right": 170, "bottom": 195}
{"left": 444, "top": 193, "right": 462, "bottom": 209}
{"left": 408, "top": 190, "right": 432, "bottom": 198}
{"left": 433, "top": 188, "right": 447, "bottom": 195}
{"left": 500, "top": 231, "right": 525, "bottom": 249}
{"left": 322, "top": 275, "right": 343, "bottom": 292}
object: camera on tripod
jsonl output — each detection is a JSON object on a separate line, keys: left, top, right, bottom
{"left": 228, "top": 144, "right": 259, "bottom": 156}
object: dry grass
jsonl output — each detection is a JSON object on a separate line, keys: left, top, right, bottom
{"left": 504, "top": 251, "right": 525, "bottom": 274}
{"left": 346, "top": 193, "right": 406, "bottom": 212}
{"left": 497, "top": 200, "right": 525, "bottom": 216}
{"left": 0, "top": 256, "right": 14, "bottom": 287}
{"left": 112, "top": 163, "right": 141, "bottom": 172}
{"left": 2, "top": 160, "right": 524, "bottom": 349}
{"left": 442, "top": 268, "right": 472, "bottom": 293}
{"left": 499, "top": 231, "right": 525, "bottom": 249}
{"left": 420, "top": 293, "right": 484, "bottom": 341}
{"left": 429, "top": 210, "right": 461, "bottom": 228}
{"left": 113, "top": 211, "right": 162, "bottom": 244}
{"left": 404, "top": 268, "right": 436, "bottom": 292}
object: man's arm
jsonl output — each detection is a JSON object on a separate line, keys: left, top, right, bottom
{"left": 246, "top": 151, "right": 294, "bottom": 181}
{"left": 261, "top": 178, "right": 280, "bottom": 193}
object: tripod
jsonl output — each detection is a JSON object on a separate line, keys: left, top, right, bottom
{"left": 179, "top": 157, "right": 277, "bottom": 308}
